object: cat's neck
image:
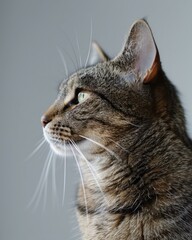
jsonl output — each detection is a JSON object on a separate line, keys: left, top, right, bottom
{"left": 77, "top": 119, "right": 192, "bottom": 214}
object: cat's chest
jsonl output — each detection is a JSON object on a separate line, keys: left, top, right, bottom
{"left": 77, "top": 210, "right": 145, "bottom": 240}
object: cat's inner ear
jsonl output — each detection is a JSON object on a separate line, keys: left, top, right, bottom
{"left": 87, "top": 42, "right": 109, "bottom": 66}
{"left": 119, "top": 20, "right": 160, "bottom": 83}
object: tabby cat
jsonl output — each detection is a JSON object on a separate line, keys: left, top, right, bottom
{"left": 41, "top": 20, "right": 192, "bottom": 239}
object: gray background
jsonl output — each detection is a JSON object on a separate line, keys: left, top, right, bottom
{"left": 1, "top": 0, "right": 192, "bottom": 239}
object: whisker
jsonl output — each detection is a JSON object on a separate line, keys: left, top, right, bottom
{"left": 72, "top": 140, "right": 100, "bottom": 177}
{"left": 28, "top": 149, "right": 53, "bottom": 210}
{"left": 123, "top": 119, "right": 140, "bottom": 128}
{"left": 71, "top": 140, "right": 109, "bottom": 206}
{"left": 27, "top": 150, "right": 51, "bottom": 209}
{"left": 43, "top": 173, "right": 48, "bottom": 211}
{"left": 105, "top": 137, "right": 129, "bottom": 153}
{"left": 59, "top": 46, "right": 78, "bottom": 74}
{"left": 56, "top": 46, "right": 69, "bottom": 78}
{"left": 69, "top": 141, "right": 89, "bottom": 225}
{"left": 52, "top": 153, "right": 58, "bottom": 207}
{"left": 93, "top": 134, "right": 129, "bottom": 153}
{"left": 79, "top": 135, "right": 122, "bottom": 162}
{"left": 65, "top": 34, "right": 80, "bottom": 70}
{"left": 62, "top": 141, "right": 67, "bottom": 207}
{"left": 36, "top": 151, "right": 53, "bottom": 210}
{"left": 75, "top": 32, "right": 82, "bottom": 68}
{"left": 26, "top": 137, "right": 46, "bottom": 161}
{"left": 84, "top": 18, "right": 93, "bottom": 68}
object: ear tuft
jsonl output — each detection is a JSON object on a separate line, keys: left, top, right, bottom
{"left": 87, "top": 42, "right": 109, "bottom": 66}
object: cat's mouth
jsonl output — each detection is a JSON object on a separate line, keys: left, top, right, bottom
{"left": 43, "top": 129, "right": 85, "bottom": 156}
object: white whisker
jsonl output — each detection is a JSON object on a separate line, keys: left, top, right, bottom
{"left": 62, "top": 46, "right": 78, "bottom": 73}
{"left": 75, "top": 32, "right": 82, "bottom": 68}
{"left": 56, "top": 46, "right": 69, "bottom": 78}
{"left": 67, "top": 34, "right": 80, "bottom": 70}
{"left": 62, "top": 32, "right": 80, "bottom": 70}
{"left": 52, "top": 153, "right": 58, "bottom": 206}
{"left": 79, "top": 135, "right": 122, "bottom": 162}
{"left": 84, "top": 18, "right": 93, "bottom": 68}
{"left": 43, "top": 174, "right": 48, "bottom": 211}
{"left": 69, "top": 141, "right": 89, "bottom": 225}
{"left": 27, "top": 150, "right": 51, "bottom": 209}
{"left": 28, "top": 149, "right": 53, "bottom": 210}
{"left": 106, "top": 137, "right": 129, "bottom": 153}
{"left": 71, "top": 140, "right": 109, "bottom": 206}
{"left": 62, "top": 141, "right": 67, "bottom": 207}
{"left": 123, "top": 119, "right": 140, "bottom": 128}
{"left": 26, "top": 138, "right": 46, "bottom": 161}
{"left": 35, "top": 151, "right": 53, "bottom": 210}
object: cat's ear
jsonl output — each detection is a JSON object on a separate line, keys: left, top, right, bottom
{"left": 87, "top": 42, "right": 109, "bottom": 66}
{"left": 117, "top": 19, "right": 160, "bottom": 83}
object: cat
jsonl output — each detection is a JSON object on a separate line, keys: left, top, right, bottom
{"left": 41, "top": 20, "right": 192, "bottom": 239}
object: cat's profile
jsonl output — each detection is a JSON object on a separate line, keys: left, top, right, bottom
{"left": 41, "top": 20, "right": 192, "bottom": 239}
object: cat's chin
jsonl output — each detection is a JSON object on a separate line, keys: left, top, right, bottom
{"left": 48, "top": 138, "right": 92, "bottom": 158}
{"left": 43, "top": 130, "right": 93, "bottom": 157}
{"left": 49, "top": 143, "right": 67, "bottom": 156}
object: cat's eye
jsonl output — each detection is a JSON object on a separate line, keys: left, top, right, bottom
{"left": 77, "top": 92, "right": 90, "bottom": 103}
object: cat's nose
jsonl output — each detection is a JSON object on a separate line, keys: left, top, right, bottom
{"left": 41, "top": 115, "right": 51, "bottom": 127}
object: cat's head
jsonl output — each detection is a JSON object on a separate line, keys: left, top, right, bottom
{"left": 41, "top": 20, "right": 173, "bottom": 156}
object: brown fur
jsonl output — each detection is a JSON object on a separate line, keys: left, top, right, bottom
{"left": 42, "top": 20, "right": 192, "bottom": 239}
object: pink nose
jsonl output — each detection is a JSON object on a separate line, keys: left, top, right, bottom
{"left": 41, "top": 115, "right": 51, "bottom": 127}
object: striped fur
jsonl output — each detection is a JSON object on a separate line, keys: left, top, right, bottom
{"left": 42, "top": 20, "right": 192, "bottom": 239}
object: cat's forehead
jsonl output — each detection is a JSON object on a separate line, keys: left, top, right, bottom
{"left": 58, "top": 61, "right": 138, "bottom": 103}
{"left": 65, "top": 62, "right": 120, "bottom": 91}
